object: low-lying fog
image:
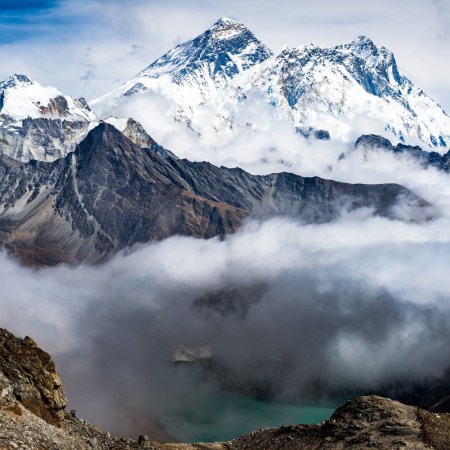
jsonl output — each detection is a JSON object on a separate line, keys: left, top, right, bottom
{"left": 3, "top": 211, "right": 450, "bottom": 437}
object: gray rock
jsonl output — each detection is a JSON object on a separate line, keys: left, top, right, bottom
{"left": 355, "top": 133, "right": 450, "bottom": 171}
{"left": 0, "top": 116, "right": 91, "bottom": 162}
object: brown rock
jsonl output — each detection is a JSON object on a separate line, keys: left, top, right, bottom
{"left": 0, "top": 328, "right": 68, "bottom": 424}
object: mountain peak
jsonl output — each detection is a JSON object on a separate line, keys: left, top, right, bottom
{"left": 133, "top": 17, "right": 273, "bottom": 82}
{"left": 209, "top": 17, "right": 247, "bottom": 39}
{"left": 10, "top": 74, "right": 33, "bottom": 84}
{"left": 0, "top": 74, "right": 33, "bottom": 90}
{"left": 0, "top": 74, "right": 96, "bottom": 123}
{"left": 211, "top": 17, "right": 243, "bottom": 28}
{"left": 352, "top": 35, "right": 377, "bottom": 47}
{"left": 344, "top": 35, "right": 394, "bottom": 60}
{"left": 341, "top": 35, "right": 382, "bottom": 57}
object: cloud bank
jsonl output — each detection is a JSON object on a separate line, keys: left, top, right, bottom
{"left": 112, "top": 89, "right": 450, "bottom": 211}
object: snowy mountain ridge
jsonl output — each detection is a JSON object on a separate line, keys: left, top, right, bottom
{"left": 0, "top": 74, "right": 97, "bottom": 161}
{"left": 91, "top": 18, "right": 450, "bottom": 151}
{"left": 0, "top": 74, "right": 96, "bottom": 123}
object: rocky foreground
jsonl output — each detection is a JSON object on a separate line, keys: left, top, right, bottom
{"left": 1, "top": 328, "right": 450, "bottom": 450}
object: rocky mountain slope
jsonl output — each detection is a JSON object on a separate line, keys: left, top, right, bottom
{"left": 1, "top": 327, "right": 450, "bottom": 450}
{"left": 92, "top": 18, "right": 450, "bottom": 150}
{"left": 0, "top": 74, "right": 97, "bottom": 162}
{"left": 0, "top": 122, "right": 431, "bottom": 265}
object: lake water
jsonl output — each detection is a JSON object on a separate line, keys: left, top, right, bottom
{"left": 160, "top": 392, "right": 344, "bottom": 443}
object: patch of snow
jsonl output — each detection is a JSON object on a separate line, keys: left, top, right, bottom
{"left": 104, "top": 117, "right": 128, "bottom": 132}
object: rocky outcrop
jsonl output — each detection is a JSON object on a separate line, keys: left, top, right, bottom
{"left": 227, "top": 396, "right": 450, "bottom": 449}
{"left": 0, "top": 329, "right": 67, "bottom": 424}
{"left": 1, "top": 328, "right": 450, "bottom": 449}
{"left": 121, "top": 118, "right": 177, "bottom": 159}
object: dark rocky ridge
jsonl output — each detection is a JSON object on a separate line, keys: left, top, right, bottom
{"left": 355, "top": 134, "right": 450, "bottom": 170}
{"left": 0, "top": 123, "right": 432, "bottom": 265}
{"left": 1, "top": 327, "right": 450, "bottom": 449}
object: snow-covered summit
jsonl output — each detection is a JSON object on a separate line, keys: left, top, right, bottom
{"left": 91, "top": 20, "right": 450, "bottom": 150}
{"left": 0, "top": 74, "right": 96, "bottom": 122}
{"left": 0, "top": 74, "right": 33, "bottom": 90}
{"left": 137, "top": 16, "right": 272, "bottom": 80}
{"left": 0, "top": 75, "right": 98, "bottom": 162}
{"left": 209, "top": 17, "right": 247, "bottom": 38}
{"left": 91, "top": 17, "right": 273, "bottom": 116}
{"left": 258, "top": 37, "right": 450, "bottom": 148}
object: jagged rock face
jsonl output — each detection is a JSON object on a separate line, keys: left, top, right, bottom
{"left": 169, "top": 158, "right": 429, "bottom": 221}
{"left": 0, "top": 329, "right": 67, "bottom": 424}
{"left": 0, "top": 123, "right": 431, "bottom": 265}
{"left": 91, "top": 19, "right": 450, "bottom": 150}
{"left": 0, "top": 117, "right": 92, "bottom": 162}
{"left": 106, "top": 117, "right": 178, "bottom": 159}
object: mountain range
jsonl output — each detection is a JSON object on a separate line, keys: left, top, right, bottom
{"left": 0, "top": 122, "right": 428, "bottom": 265}
{"left": 0, "top": 17, "right": 448, "bottom": 163}
{"left": 0, "top": 17, "right": 445, "bottom": 265}
{"left": 1, "top": 16, "right": 450, "bottom": 449}
{"left": 92, "top": 17, "right": 450, "bottom": 150}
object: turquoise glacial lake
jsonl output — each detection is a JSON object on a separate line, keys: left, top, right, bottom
{"left": 160, "top": 392, "right": 344, "bottom": 443}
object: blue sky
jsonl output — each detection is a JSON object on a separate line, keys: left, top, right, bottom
{"left": 0, "top": 0, "right": 57, "bottom": 11}
{"left": 0, "top": 0, "right": 59, "bottom": 43}
{"left": 0, "top": 0, "right": 449, "bottom": 111}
